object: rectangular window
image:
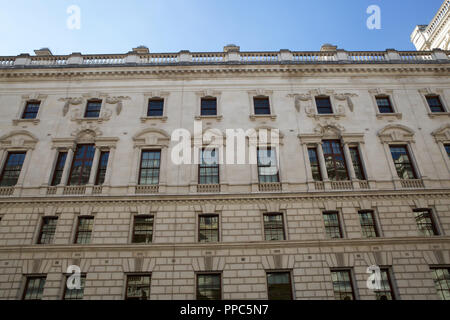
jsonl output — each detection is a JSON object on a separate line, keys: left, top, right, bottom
{"left": 132, "top": 215, "right": 154, "bottom": 244}
{"left": 430, "top": 268, "right": 450, "bottom": 300}
{"left": 257, "top": 148, "right": 279, "bottom": 183}
{"left": 198, "top": 214, "right": 219, "bottom": 243}
{"left": 414, "top": 209, "right": 439, "bottom": 236}
{"left": 445, "top": 144, "right": 450, "bottom": 158}
{"left": 376, "top": 96, "right": 394, "bottom": 113}
{"left": 349, "top": 147, "right": 366, "bottom": 180}
{"left": 51, "top": 152, "right": 67, "bottom": 186}
{"left": 125, "top": 274, "right": 151, "bottom": 300}
{"left": 68, "top": 144, "right": 95, "bottom": 186}
{"left": 200, "top": 98, "right": 217, "bottom": 116}
{"left": 253, "top": 97, "right": 271, "bottom": 115}
{"left": 84, "top": 100, "right": 102, "bottom": 118}
{"left": 323, "top": 211, "right": 343, "bottom": 239}
{"left": 308, "top": 147, "right": 322, "bottom": 181}
{"left": 267, "top": 272, "right": 292, "bottom": 300}
{"left": 64, "top": 275, "right": 86, "bottom": 300}
{"left": 322, "top": 140, "right": 349, "bottom": 181}
{"left": 37, "top": 217, "right": 58, "bottom": 244}
{"left": 147, "top": 99, "right": 164, "bottom": 117}
{"left": 0, "top": 152, "right": 26, "bottom": 186}
{"left": 375, "top": 269, "right": 396, "bottom": 300}
{"left": 263, "top": 213, "right": 285, "bottom": 241}
{"left": 199, "top": 149, "right": 219, "bottom": 184}
{"left": 22, "top": 101, "right": 40, "bottom": 119}
{"left": 23, "top": 276, "right": 46, "bottom": 300}
{"left": 331, "top": 270, "right": 355, "bottom": 300}
{"left": 315, "top": 96, "right": 333, "bottom": 114}
{"left": 74, "top": 216, "right": 94, "bottom": 244}
{"left": 389, "top": 145, "right": 417, "bottom": 179}
{"left": 426, "top": 95, "right": 445, "bottom": 113}
{"left": 139, "top": 150, "right": 160, "bottom": 185}
{"left": 196, "top": 274, "right": 221, "bottom": 300}
{"left": 95, "top": 151, "right": 109, "bottom": 185}
{"left": 358, "top": 211, "right": 379, "bottom": 238}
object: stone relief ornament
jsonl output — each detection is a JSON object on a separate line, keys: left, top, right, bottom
{"left": 105, "top": 96, "right": 130, "bottom": 115}
{"left": 59, "top": 97, "right": 83, "bottom": 116}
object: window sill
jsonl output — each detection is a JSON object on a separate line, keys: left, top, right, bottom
{"left": 376, "top": 113, "right": 402, "bottom": 120}
{"left": 428, "top": 112, "right": 450, "bottom": 118}
{"left": 12, "top": 118, "right": 40, "bottom": 126}
{"left": 140, "top": 116, "right": 168, "bottom": 123}
{"left": 71, "top": 117, "right": 110, "bottom": 124}
{"left": 307, "top": 113, "right": 344, "bottom": 120}
{"left": 249, "top": 114, "right": 277, "bottom": 121}
{"left": 195, "top": 115, "right": 223, "bottom": 121}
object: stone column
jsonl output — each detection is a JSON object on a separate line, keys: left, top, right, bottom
{"left": 13, "top": 149, "right": 32, "bottom": 196}
{"left": 343, "top": 143, "right": 356, "bottom": 180}
{"left": 302, "top": 143, "right": 315, "bottom": 192}
{"left": 103, "top": 147, "right": 115, "bottom": 186}
{"left": 317, "top": 143, "right": 329, "bottom": 180}
{"left": 382, "top": 143, "right": 401, "bottom": 189}
{"left": 88, "top": 148, "right": 101, "bottom": 185}
{"left": 59, "top": 147, "right": 74, "bottom": 186}
{"left": 159, "top": 147, "right": 168, "bottom": 193}
{"left": 128, "top": 147, "right": 140, "bottom": 193}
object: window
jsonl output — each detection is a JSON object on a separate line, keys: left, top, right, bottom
{"left": 23, "top": 276, "right": 46, "bottom": 300}
{"left": 63, "top": 275, "right": 86, "bottom": 300}
{"left": 95, "top": 151, "right": 109, "bottom": 185}
{"left": 132, "top": 215, "right": 154, "bottom": 244}
{"left": 68, "top": 144, "right": 95, "bottom": 186}
{"left": 331, "top": 270, "right": 355, "bottom": 300}
{"left": 0, "top": 152, "right": 26, "bottom": 186}
{"left": 430, "top": 268, "right": 450, "bottom": 300}
{"left": 200, "top": 98, "right": 217, "bottom": 116}
{"left": 198, "top": 214, "right": 219, "bottom": 243}
{"left": 414, "top": 209, "right": 439, "bottom": 236}
{"left": 308, "top": 147, "right": 322, "bottom": 181}
{"left": 199, "top": 149, "right": 219, "bottom": 184}
{"left": 266, "top": 272, "right": 292, "bottom": 300}
{"left": 125, "top": 274, "right": 151, "bottom": 300}
{"left": 84, "top": 99, "right": 102, "bottom": 118}
{"left": 389, "top": 145, "right": 417, "bottom": 179}
{"left": 323, "top": 211, "right": 343, "bottom": 239}
{"left": 315, "top": 96, "right": 333, "bottom": 114}
{"left": 358, "top": 211, "right": 379, "bottom": 238}
{"left": 349, "top": 147, "right": 366, "bottom": 180}
{"left": 445, "top": 144, "right": 450, "bottom": 158}
{"left": 426, "top": 95, "right": 445, "bottom": 113}
{"left": 147, "top": 99, "right": 164, "bottom": 117}
{"left": 74, "top": 217, "right": 94, "bottom": 244}
{"left": 253, "top": 97, "right": 270, "bottom": 115}
{"left": 263, "top": 213, "right": 285, "bottom": 241}
{"left": 196, "top": 274, "right": 221, "bottom": 300}
{"left": 37, "top": 217, "right": 58, "bottom": 244}
{"left": 139, "top": 150, "right": 160, "bottom": 185}
{"left": 376, "top": 96, "right": 394, "bottom": 113}
{"left": 322, "top": 140, "right": 349, "bottom": 181}
{"left": 375, "top": 269, "right": 396, "bottom": 300}
{"left": 51, "top": 152, "right": 67, "bottom": 186}
{"left": 22, "top": 101, "right": 40, "bottom": 119}
{"left": 257, "top": 148, "right": 279, "bottom": 183}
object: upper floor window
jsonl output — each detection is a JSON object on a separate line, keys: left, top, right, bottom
{"left": 358, "top": 210, "right": 379, "bottom": 238}
{"left": 84, "top": 99, "right": 102, "bottom": 118}
{"left": 22, "top": 101, "right": 40, "bottom": 119}
{"left": 315, "top": 96, "right": 333, "bottom": 114}
{"left": 323, "top": 211, "right": 343, "bottom": 239}
{"left": 426, "top": 95, "right": 446, "bottom": 113}
{"left": 253, "top": 97, "right": 271, "bottom": 115}
{"left": 375, "top": 268, "right": 396, "bottom": 300}
{"left": 414, "top": 209, "right": 439, "bottom": 236}
{"left": 196, "top": 273, "right": 221, "bottom": 300}
{"left": 68, "top": 144, "right": 95, "bottom": 186}
{"left": 132, "top": 215, "right": 154, "bottom": 244}
{"left": 74, "top": 216, "right": 94, "bottom": 244}
{"left": 147, "top": 99, "right": 164, "bottom": 117}
{"left": 307, "top": 147, "right": 322, "bottom": 181}
{"left": 199, "top": 149, "right": 219, "bottom": 184}
{"left": 257, "top": 148, "right": 279, "bottom": 183}
{"left": 51, "top": 152, "right": 67, "bottom": 186}
{"left": 0, "top": 152, "right": 26, "bottom": 186}
{"left": 331, "top": 270, "right": 355, "bottom": 300}
{"left": 200, "top": 97, "right": 217, "bottom": 116}
{"left": 198, "top": 214, "right": 219, "bottom": 243}
{"left": 23, "top": 276, "right": 46, "bottom": 300}
{"left": 267, "top": 272, "right": 292, "bottom": 300}
{"left": 389, "top": 145, "right": 417, "bottom": 179}
{"left": 430, "top": 268, "right": 450, "bottom": 300}
{"left": 375, "top": 96, "right": 394, "bottom": 114}
{"left": 37, "top": 216, "right": 58, "bottom": 244}
{"left": 64, "top": 274, "right": 86, "bottom": 300}
{"left": 95, "top": 151, "right": 109, "bottom": 185}
{"left": 349, "top": 147, "right": 366, "bottom": 180}
{"left": 139, "top": 150, "right": 161, "bottom": 185}
{"left": 125, "top": 274, "right": 151, "bottom": 300}
{"left": 322, "top": 140, "right": 349, "bottom": 181}
{"left": 263, "top": 213, "right": 285, "bottom": 241}
{"left": 445, "top": 144, "right": 450, "bottom": 158}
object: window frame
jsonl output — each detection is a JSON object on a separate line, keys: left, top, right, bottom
{"left": 349, "top": 146, "right": 366, "bottom": 180}
{"left": 21, "top": 100, "right": 41, "bottom": 120}
{"left": 200, "top": 97, "right": 218, "bottom": 116}
{"left": 22, "top": 275, "right": 46, "bottom": 300}
{"left": 196, "top": 272, "right": 222, "bottom": 300}
{"left": 198, "top": 148, "right": 220, "bottom": 185}
{"left": 413, "top": 208, "right": 439, "bottom": 236}
{"left": 62, "top": 273, "right": 86, "bottom": 300}
{"left": 198, "top": 214, "right": 220, "bottom": 243}
{"left": 315, "top": 96, "right": 333, "bottom": 114}
{"left": 358, "top": 210, "right": 379, "bottom": 238}
{"left": 425, "top": 94, "right": 446, "bottom": 113}
{"left": 50, "top": 151, "right": 68, "bottom": 186}
{"left": 37, "top": 216, "right": 58, "bottom": 244}
{"left": 125, "top": 273, "right": 152, "bottom": 300}
{"left": 257, "top": 147, "right": 280, "bottom": 183}
{"left": 389, "top": 144, "right": 418, "bottom": 180}
{"left": 266, "top": 271, "right": 293, "bottom": 300}
{"left": 375, "top": 95, "right": 395, "bottom": 114}
{"left": 138, "top": 149, "right": 161, "bottom": 186}
{"left": 322, "top": 140, "right": 349, "bottom": 181}
{"left": 74, "top": 216, "right": 94, "bottom": 244}
{"left": 147, "top": 98, "right": 165, "bottom": 117}
{"left": 307, "top": 147, "right": 323, "bottom": 181}
{"left": 131, "top": 215, "right": 154, "bottom": 244}
{"left": 68, "top": 144, "right": 96, "bottom": 186}
{"left": 330, "top": 269, "right": 356, "bottom": 300}
{"left": 375, "top": 268, "right": 397, "bottom": 300}
{"left": 323, "top": 211, "right": 344, "bottom": 239}
{"left": 263, "top": 212, "right": 286, "bottom": 241}
{"left": 84, "top": 99, "right": 102, "bottom": 118}
{"left": 430, "top": 266, "right": 450, "bottom": 300}
{"left": 94, "top": 150, "right": 110, "bottom": 186}
{"left": 253, "top": 96, "right": 271, "bottom": 115}
{"left": 0, "top": 151, "right": 26, "bottom": 187}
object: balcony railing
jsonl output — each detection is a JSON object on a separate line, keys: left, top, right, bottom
{"left": 197, "top": 184, "right": 221, "bottom": 193}
{"left": 400, "top": 179, "right": 425, "bottom": 189}
{"left": 331, "top": 181, "right": 354, "bottom": 190}
{"left": 259, "top": 182, "right": 282, "bottom": 192}
{"left": 135, "top": 185, "right": 159, "bottom": 194}
{"left": 0, "top": 187, "right": 14, "bottom": 196}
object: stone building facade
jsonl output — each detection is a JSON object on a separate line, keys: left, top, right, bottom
{"left": 0, "top": 44, "right": 449, "bottom": 300}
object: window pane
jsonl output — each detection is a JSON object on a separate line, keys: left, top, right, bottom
{"left": 426, "top": 95, "right": 445, "bottom": 113}
{"left": 132, "top": 216, "right": 154, "bottom": 244}
{"left": 64, "top": 275, "right": 86, "bottom": 300}
{"left": 414, "top": 209, "right": 438, "bottom": 236}
{"left": 75, "top": 217, "right": 94, "bottom": 244}
{"left": 199, "top": 149, "right": 219, "bottom": 184}
{"left": 445, "top": 144, "right": 450, "bottom": 158}
{"left": 316, "top": 97, "right": 333, "bottom": 114}
{"left": 147, "top": 99, "right": 164, "bottom": 116}
{"left": 322, "top": 141, "right": 349, "bottom": 181}
{"left": 263, "top": 213, "right": 285, "bottom": 241}
{"left": 197, "top": 274, "right": 221, "bottom": 300}
{"left": 376, "top": 96, "right": 394, "bottom": 113}
{"left": 23, "top": 276, "right": 46, "bottom": 300}
{"left": 95, "top": 151, "right": 109, "bottom": 185}
{"left": 331, "top": 270, "right": 354, "bottom": 300}
{"left": 431, "top": 268, "right": 450, "bottom": 300}
{"left": 38, "top": 217, "right": 58, "bottom": 244}
{"left": 22, "top": 101, "right": 40, "bottom": 119}
{"left": 199, "top": 215, "right": 219, "bottom": 243}
{"left": 323, "top": 212, "right": 342, "bottom": 239}
{"left": 349, "top": 147, "right": 366, "bottom": 180}
{"left": 201, "top": 98, "right": 217, "bottom": 116}
{"left": 69, "top": 145, "right": 95, "bottom": 185}
{"left": 139, "top": 151, "right": 161, "bottom": 185}
{"left": 84, "top": 100, "right": 102, "bottom": 118}
{"left": 389, "top": 146, "right": 416, "bottom": 179}
{"left": 0, "top": 152, "right": 26, "bottom": 186}
{"left": 267, "top": 272, "right": 292, "bottom": 300}
{"left": 257, "top": 148, "right": 279, "bottom": 183}
{"left": 308, "top": 148, "right": 322, "bottom": 181}
{"left": 254, "top": 97, "right": 270, "bottom": 115}
{"left": 358, "top": 211, "right": 378, "bottom": 238}
{"left": 51, "top": 152, "right": 67, "bottom": 186}
{"left": 375, "top": 269, "right": 395, "bottom": 300}
{"left": 126, "top": 275, "right": 151, "bottom": 300}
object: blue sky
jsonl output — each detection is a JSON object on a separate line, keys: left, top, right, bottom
{"left": 0, "top": 0, "right": 444, "bottom": 55}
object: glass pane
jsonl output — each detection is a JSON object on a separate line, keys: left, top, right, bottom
{"left": 257, "top": 148, "right": 279, "bottom": 183}
{"left": 148, "top": 99, "right": 164, "bottom": 116}
{"left": 323, "top": 212, "right": 342, "bottom": 239}
{"left": 38, "top": 217, "right": 58, "bottom": 244}
{"left": 267, "top": 272, "right": 292, "bottom": 300}
{"left": 201, "top": 98, "right": 217, "bottom": 116}
{"left": 0, "top": 152, "right": 26, "bottom": 186}
{"left": 308, "top": 148, "right": 322, "bottom": 181}
{"left": 350, "top": 147, "right": 366, "bottom": 180}
{"left": 126, "top": 275, "right": 151, "bottom": 300}
{"left": 431, "top": 268, "right": 450, "bottom": 300}
{"left": 51, "top": 152, "right": 67, "bottom": 186}
{"left": 75, "top": 217, "right": 94, "bottom": 244}
{"left": 22, "top": 101, "right": 40, "bottom": 119}
{"left": 322, "top": 141, "right": 349, "bottom": 181}
{"left": 23, "top": 277, "right": 46, "bottom": 300}
{"left": 316, "top": 97, "right": 333, "bottom": 114}
{"left": 414, "top": 210, "right": 437, "bottom": 236}
{"left": 132, "top": 216, "right": 154, "bottom": 244}
{"left": 69, "top": 145, "right": 95, "bottom": 185}
{"left": 139, "top": 151, "right": 161, "bottom": 185}
{"left": 84, "top": 100, "right": 101, "bottom": 118}
{"left": 197, "top": 274, "right": 221, "bottom": 300}
{"left": 331, "top": 270, "right": 354, "bottom": 300}
{"left": 376, "top": 97, "right": 394, "bottom": 113}
{"left": 199, "top": 215, "right": 219, "bottom": 243}
{"left": 389, "top": 146, "right": 416, "bottom": 179}
{"left": 254, "top": 97, "right": 270, "bottom": 115}
{"left": 264, "top": 214, "right": 285, "bottom": 241}
{"left": 64, "top": 276, "right": 86, "bottom": 300}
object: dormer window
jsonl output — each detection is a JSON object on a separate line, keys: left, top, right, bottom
{"left": 84, "top": 99, "right": 102, "bottom": 118}
{"left": 315, "top": 96, "right": 333, "bottom": 114}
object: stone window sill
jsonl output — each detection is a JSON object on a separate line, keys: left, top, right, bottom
{"left": 428, "top": 112, "right": 450, "bottom": 118}
{"left": 72, "top": 117, "right": 110, "bottom": 124}
{"left": 12, "top": 118, "right": 40, "bottom": 126}
{"left": 140, "top": 116, "right": 168, "bottom": 123}
{"left": 249, "top": 114, "right": 277, "bottom": 121}
{"left": 376, "top": 113, "right": 402, "bottom": 120}
{"left": 308, "top": 113, "right": 344, "bottom": 120}
{"left": 195, "top": 115, "right": 223, "bottom": 121}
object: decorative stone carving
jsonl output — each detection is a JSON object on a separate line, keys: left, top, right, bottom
{"left": 105, "top": 96, "right": 130, "bottom": 115}
{"left": 0, "top": 130, "right": 38, "bottom": 150}
{"left": 431, "top": 124, "right": 450, "bottom": 142}
{"left": 133, "top": 128, "right": 170, "bottom": 148}
{"left": 378, "top": 124, "right": 415, "bottom": 143}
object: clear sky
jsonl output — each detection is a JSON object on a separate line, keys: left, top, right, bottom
{"left": 0, "top": 0, "right": 444, "bottom": 56}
